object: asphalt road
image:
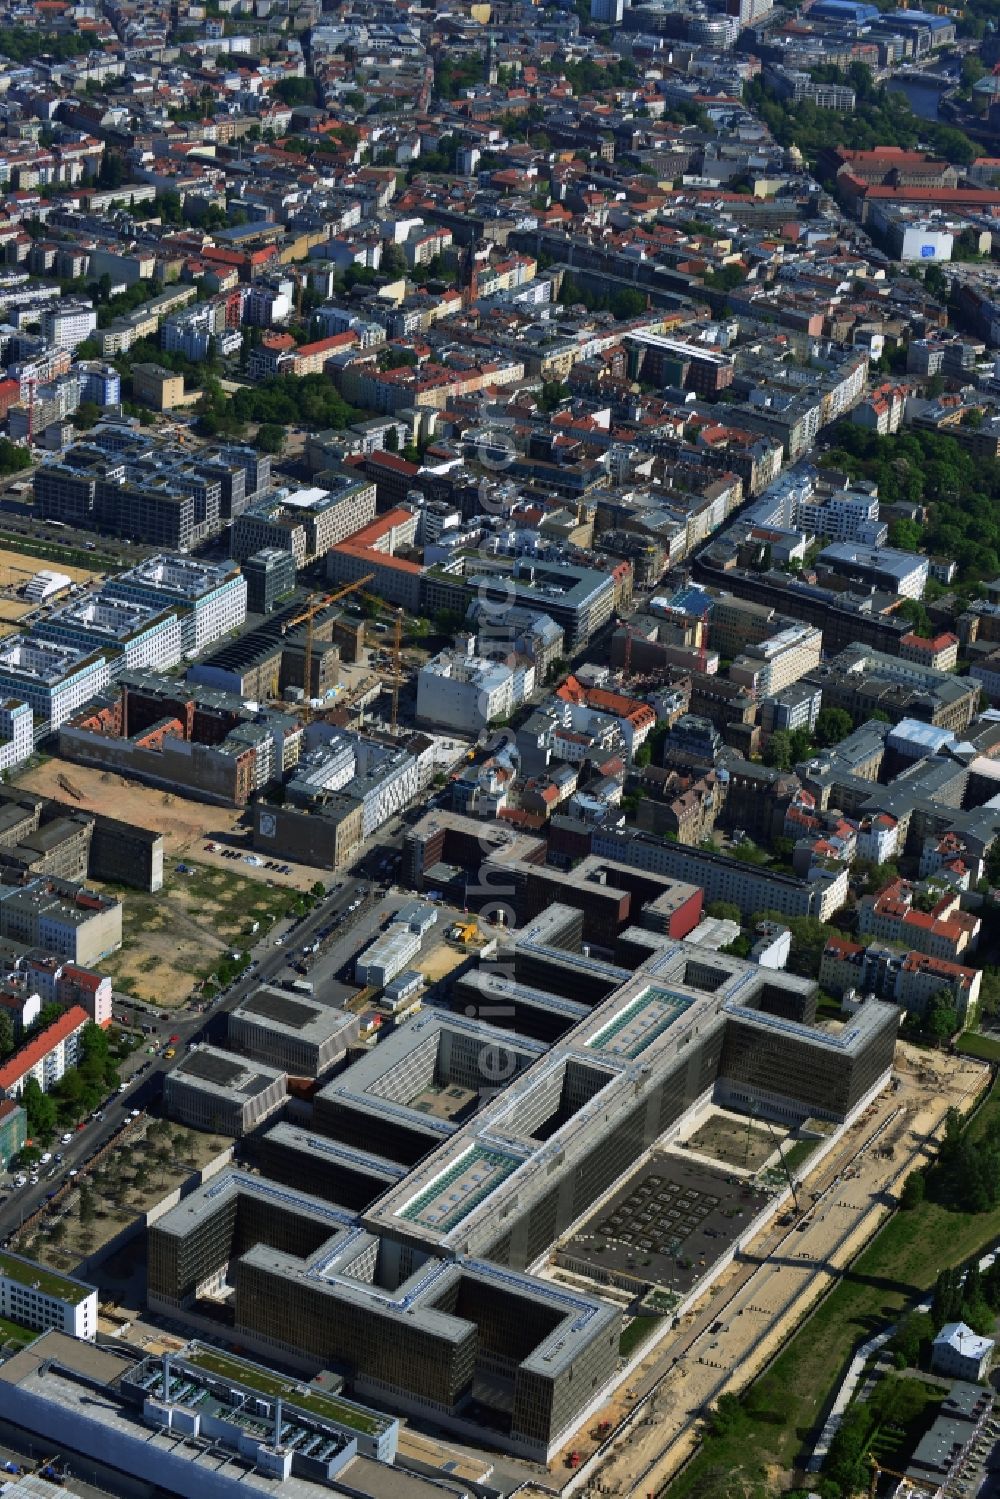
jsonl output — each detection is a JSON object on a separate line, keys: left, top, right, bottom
{"left": 0, "top": 872, "right": 372, "bottom": 1239}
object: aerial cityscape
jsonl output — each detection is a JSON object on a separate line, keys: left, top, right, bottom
{"left": 1, "top": 1, "right": 1000, "bottom": 1498}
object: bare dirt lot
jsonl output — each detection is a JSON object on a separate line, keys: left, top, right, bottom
{"left": 683, "top": 1109, "right": 785, "bottom": 1173}
{"left": 417, "top": 939, "right": 477, "bottom": 985}
{"left": 104, "top": 861, "right": 300, "bottom": 1005}
{"left": 16, "top": 754, "right": 331, "bottom": 891}
{"left": 0, "top": 546, "right": 103, "bottom": 588}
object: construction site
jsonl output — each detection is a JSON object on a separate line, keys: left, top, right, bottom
{"left": 528, "top": 1046, "right": 989, "bottom": 1497}
{"left": 559, "top": 1155, "right": 773, "bottom": 1303}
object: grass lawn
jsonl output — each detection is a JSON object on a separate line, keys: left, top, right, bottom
{"left": 0, "top": 1315, "right": 37, "bottom": 1349}
{"left": 664, "top": 1084, "right": 1000, "bottom": 1497}
{"left": 620, "top": 1314, "right": 665, "bottom": 1359}
{"left": 184, "top": 1346, "right": 381, "bottom": 1434}
{"left": 782, "top": 1138, "right": 819, "bottom": 1174}
{"left": 955, "top": 1032, "right": 1000, "bottom": 1063}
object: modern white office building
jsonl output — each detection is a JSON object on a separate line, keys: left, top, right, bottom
{"left": 104, "top": 555, "right": 247, "bottom": 656}
{"left": 417, "top": 645, "right": 531, "bottom": 733}
{"left": 0, "top": 1251, "right": 97, "bottom": 1339}
{"left": 0, "top": 636, "right": 109, "bottom": 734}
{"left": 34, "top": 593, "right": 182, "bottom": 678}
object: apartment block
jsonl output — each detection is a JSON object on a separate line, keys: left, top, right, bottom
{"left": 0, "top": 1005, "right": 89, "bottom": 1100}
{"left": 33, "top": 594, "right": 182, "bottom": 679}
{"left": 0, "top": 637, "right": 109, "bottom": 736}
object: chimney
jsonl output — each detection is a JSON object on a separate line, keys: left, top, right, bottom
{"left": 162, "top": 1352, "right": 171, "bottom": 1401}
{"left": 274, "top": 1397, "right": 283, "bottom": 1448}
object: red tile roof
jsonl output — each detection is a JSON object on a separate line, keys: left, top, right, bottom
{"left": 0, "top": 1005, "right": 88, "bottom": 1093}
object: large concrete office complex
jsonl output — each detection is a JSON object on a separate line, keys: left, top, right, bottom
{"left": 228, "top": 987, "right": 359, "bottom": 1078}
{"left": 163, "top": 1046, "right": 287, "bottom": 1137}
{"left": 148, "top": 901, "right": 898, "bottom": 1461}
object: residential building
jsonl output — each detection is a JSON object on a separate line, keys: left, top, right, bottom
{"left": 858, "top": 879, "right": 980, "bottom": 962}
{"left": 932, "top": 1324, "right": 994, "bottom": 1383}
{"left": 417, "top": 645, "right": 532, "bottom": 733}
{"left": 0, "top": 1004, "right": 89, "bottom": 1099}
{"left": 41, "top": 301, "right": 96, "bottom": 352}
{"left": 105, "top": 556, "right": 247, "bottom": 655}
{"left": 33, "top": 594, "right": 182, "bottom": 678}
{"left": 0, "top": 637, "right": 109, "bottom": 736}
{"left": 899, "top": 632, "right": 960, "bottom": 672}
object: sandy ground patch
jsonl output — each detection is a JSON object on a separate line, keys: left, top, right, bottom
{"left": 0, "top": 546, "right": 104, "bottom": 587}
{"left": 100, "top": 861, "right": 299, "bottom": 1006}
{"left": 15, "top": 754, "right": 332, "bottom": 891}
{"left": 417, "top": 940, "right": 477, "bottom": 985}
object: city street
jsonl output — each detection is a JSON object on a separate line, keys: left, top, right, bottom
{"left": 0, "top": 871, "right": 369, "bottom": 1240}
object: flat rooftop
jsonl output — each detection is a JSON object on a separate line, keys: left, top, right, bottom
{"left": 235, "top": 986, "right": 352, "bottom": 1041}
{"left": 180, "top": 1343, "right": 390, "bottom": 1436}
{"left": 0, "top": 1250, "right": 94, "bottom": 1306}
{"left": 172, "top": 1045, "right": 285, "bottom": 1098}
{"left": 398, "top": 1144, "right": 523, "bottom": 1234}
{"left": 586, "top": 985, "right": 695, "bottom": 1061}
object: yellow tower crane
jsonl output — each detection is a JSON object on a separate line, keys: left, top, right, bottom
{"left": 281, "top": 572, "right": 375, "bottom": 722}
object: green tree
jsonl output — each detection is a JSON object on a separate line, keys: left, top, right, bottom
{"left": 383, "top": 425, "right": 399, "bottom": 452}
{"left": 274, "top": 75, "right": 316, "bottom": 106}
{"left": 763, "top": 730, "right": 792, "bottom": 770}
{"left": 22, "top": 1075, "right": 56, "bottom": 1142}
{"left": 923, "top": 989, "right": 959, "bottom": 1044}
{"left": 381, "top": 242, "right": 408, "bottom": 278}
{"left": 890, "top": 1308, "right": 933, "bottom": 1368}
{"left": 788, "top": 726, "right": 814, "bottom": 763}
{"left": 824, "top": 1401, "right": 871, "bottom": 1498}
{"left": 815, "top": 707, "right": 853, "bottom": 747}
{"left": 0, "top": 439, "right": 31, "bottom": 476}
{"left": 71, "top": 400, "right": 101, "bottom": 431}
{"left": 0, "top": 1011, "right": 13, "bottom": 1058}
{"left": 255, "top": 423, "right": 285, "bottom": 455}
{"left": 900, "top": 1170, "right": 925, "bottom": 1210}
{"left": 706, "top": 901, "right": 742, "bottom": 923}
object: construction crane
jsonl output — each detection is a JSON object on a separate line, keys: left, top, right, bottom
{"left": 281, "top": 573, "right": 375, "bottom": 722}
{"left": 868, "top": 1454, "right": 938, "bottom": 1499}
{"left": 361, "top": 598, "right": 405, "bottom": 731}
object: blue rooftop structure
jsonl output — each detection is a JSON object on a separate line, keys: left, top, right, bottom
{"left": 886, "top": 8, "right": 953, "bottom": 28}
{"left": 811, "top": 0, "right": 880, "bottom": 21}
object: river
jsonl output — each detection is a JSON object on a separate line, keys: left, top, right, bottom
{"left": 886, "top": 76, "right": 943, "bottom": 120}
